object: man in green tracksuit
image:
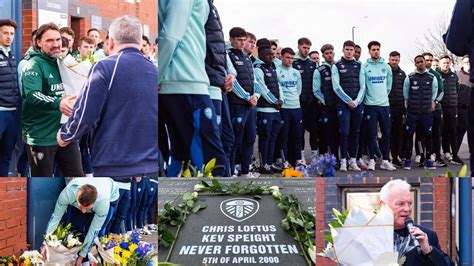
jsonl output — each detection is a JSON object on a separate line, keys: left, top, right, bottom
{"left": 42, "top": 178, "right": 119, "bottom": 265}
{"left": 21, "top": 23, "right": 82, "bottom": 176}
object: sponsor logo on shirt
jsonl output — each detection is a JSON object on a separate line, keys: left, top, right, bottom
{"left": 24, "top": 71, "right": 39, "bottom": 77}
{"left": 51, "top": 83, "right": 64, "bottom": 92}
{"left": 368, "top": 75, "right": 386, "bottom": 84}
{"left": 280, "top": 81, "right": 298, "bottom": 88}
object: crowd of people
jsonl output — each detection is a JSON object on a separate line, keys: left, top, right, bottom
{"left": 0, "top": 15, "right": 158, "bottom": 177}
{"left": 158, "top": 0, "right": 471, "bottom": 177}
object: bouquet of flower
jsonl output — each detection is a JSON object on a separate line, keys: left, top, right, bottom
{"left": 300, "top": 152, "right": 336, "bottom": 177}
{"left": 57, "top": 53, "right": 93, "bottom": 123}
{"left": 43, "top": 223, "right": 82, "bottom": 265}
{"left": 19, "top": 250, "right": 44, "bottom": 265}
{"left": 96, "top": 230, "right": 157, "bottom": 266}
{"left": 319, "top": 205, "right": 399, "bottom": 265}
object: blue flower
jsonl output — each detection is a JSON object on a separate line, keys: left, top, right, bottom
{"left": 309, "top": 152, "right": 336, "bottom": 177}
{"left": 130, "top": 230, "right": 141, "bottom": 244}
{"left": 136, "top": 243, "right": 152, "bottom": 258}
{"left": 120, "top": 242, "right": 129, "bottom": 249}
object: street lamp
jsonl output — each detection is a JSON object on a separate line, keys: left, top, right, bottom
{"left": 352, "top": 26, "right": 358, "bottom": 42}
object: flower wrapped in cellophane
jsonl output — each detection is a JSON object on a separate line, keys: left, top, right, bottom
{"left": 43, "top": 223, "right": 82, "bottom": 266}
{"left": 319, "top": 205, "right": 399, "bottom": 265}
{"left": 57, "top": 53, "right": 93, "bottom": 123}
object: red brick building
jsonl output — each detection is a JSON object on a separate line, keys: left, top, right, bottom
{"left": 21, "top": 0, "right": 157, "bottom": 53}
{"left": 0, "top": 178, "right": 27, "bottom": 256}
{"left": 316, "top": 177, "right": 456, "bottom": 265}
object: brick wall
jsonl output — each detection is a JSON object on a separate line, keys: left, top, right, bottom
{"left": 316, "top": 176, "right": 454, "bottom": 265}
{"left": 0, "top": 178, "right": 28, "bottom": 257}
{"left": 21, "top": 0, "right": 157, "bottom": 53}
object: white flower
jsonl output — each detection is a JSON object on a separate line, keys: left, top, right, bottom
{"left": 194, "top": 184, "right": 205, "bottom": 192}
{"left": 45, "top": 234, "right": 58, "bottom": 241}
{"left": 308, "top": 245, "right": 316, "bottom": 264}
{"left": 20, "top": 250, "right": 43, "bottom": 261}
{"left": 272, "top": 191, "right": 282, "bottom": 200}
{"left": 65, "top": 233, "right": 82, "bottom": 248}
{"left": 192, "top": 192, "right": 199, "bottom": 200}
{"left": 269, "top": 186, "right": 280, "bottom": 193}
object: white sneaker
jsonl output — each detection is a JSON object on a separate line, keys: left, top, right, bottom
{"left": 367, "top": 159, "right": 376, "bottom": 171}
{"left": 444, "top": 152, "right": 453, "bottom": 161}
{"left": 339, "top": 159, "right": 347, "bottom": 171}
{"left": 348, "top": 158, "right": 361, "bottom": 171}
{"left": 415, "top": 155, "right": 421, "bottom": 163}
{"left": 148, "top": 224, "right": 157, "bottom": 231}
{"left": 141, "top": 227, "right": 152, "bottom": 235}
{"left": 243, "top": 172, "right": 260, "bottom": 178}
{"left": 300, "top": 150, "right": 307, "bottom": 165}
{"left": 380, "top": 160, "right": 397, "bottom": 171}
{"left": 296, "top": 159, "right": 307, "bottom": 167}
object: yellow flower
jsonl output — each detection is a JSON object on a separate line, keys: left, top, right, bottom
{"left": 114, "top": 246, "right": 123, "bottom": 255}
{"left": 123, "top": 250, "right": 132, "bottom": 259}
{"left": 129, "top": 244, "right": 138, "bottom": 253}
{"left": 113, "top": 253, "right": 122, "bottom": 262}
{"left": 282, "top": 168, "right": 304, "bottom": 177}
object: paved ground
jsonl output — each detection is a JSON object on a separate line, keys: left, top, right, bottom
{"left": 252, "top": 132, "right": 471, "bottom": 177}
{"left": 141, "top": 229, "right": 158, "bottom": 244}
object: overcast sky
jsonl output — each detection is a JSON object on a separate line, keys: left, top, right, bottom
{"left": 215, "top": 0, "right": 456, "bottom": 69}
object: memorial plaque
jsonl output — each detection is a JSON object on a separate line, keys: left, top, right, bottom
{"left": 158, "top": 178, "right": 315, "bottom": 265}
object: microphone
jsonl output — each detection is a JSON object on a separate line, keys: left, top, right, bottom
{"left": 404, "top": 217, "right": 421, "bottom": 251}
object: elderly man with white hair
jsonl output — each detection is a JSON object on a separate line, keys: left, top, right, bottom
{"left": 56, "top": 15, "right": 158, "bottom": 177}
{"left": 379, "top": 179, "right": 454, "bottom": 265}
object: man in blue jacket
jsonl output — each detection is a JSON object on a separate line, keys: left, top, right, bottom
{"left": 0, "top": 19, "right": 20, "bottom": 176}
{"left": 227, "top": 27, "right": 261, "bottom": 177}
{"left": 313, "top": 44, "right": 339, "bottom": 164}
{"left": 402, "top": 55, "right": 438, "bottom": 170}
{"left": 388, "top": 51, "right": 407, "bottom": 167}
{"left": 57, "top": 16, "right": 158, "bottom": 177}
{"left": 254, "top": 46, "right": 283, "bottom": 174}
{"left": 332, "top": 40, "right": 366, "bottom": 172}
{"left": 293, "top": 38, "right": 319, "bottom": 164}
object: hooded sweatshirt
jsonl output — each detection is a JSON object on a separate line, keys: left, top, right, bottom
{"left": 21, "top": 50, "right": 64, "bottom": 146}
{"left": 363, "top": 57, "right": 393, "bottom": 106}
{"left": 158, "top": 0, "right": 210, "bottom": 95}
